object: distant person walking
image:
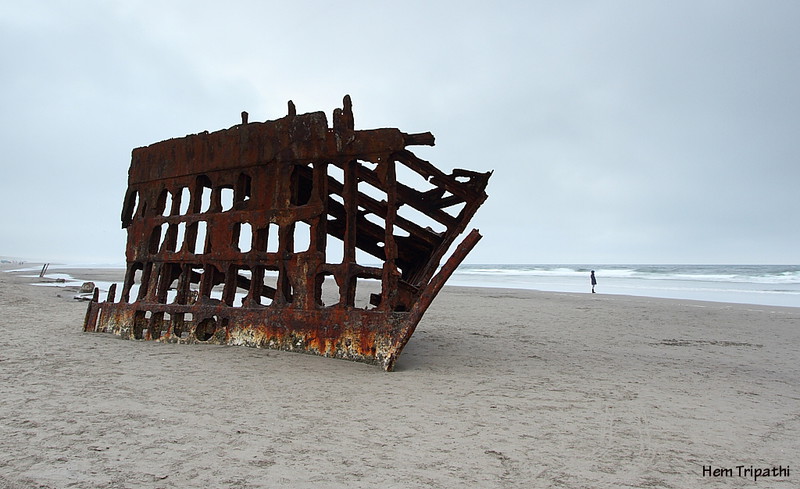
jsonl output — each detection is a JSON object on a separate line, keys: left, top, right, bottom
{"left": 590, "top": 270, "right": 597, "bottom": 293}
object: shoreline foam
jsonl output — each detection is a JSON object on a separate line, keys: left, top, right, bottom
{"left": 9, "top": 263, "right": 799, "bottom": 309}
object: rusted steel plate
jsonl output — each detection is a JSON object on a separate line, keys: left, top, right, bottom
{"left": 84, "top": 95, "right": 490, "bottom": 370}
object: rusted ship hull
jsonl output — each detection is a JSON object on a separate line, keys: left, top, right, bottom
{"left": 83, "top": 96, "right": 490, "bottom": 370}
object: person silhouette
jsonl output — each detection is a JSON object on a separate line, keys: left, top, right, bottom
{"left": 590, "top": 270, "right": 597, "bottom": 293}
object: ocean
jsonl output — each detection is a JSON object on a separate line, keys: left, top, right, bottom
{"left": 449, "top": 264, "right": 800, "bottom": 308}
{"left": 10, "top": 263, "right": 800, "bottom": 309}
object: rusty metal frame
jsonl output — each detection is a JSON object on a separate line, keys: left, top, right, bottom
{"left": 84, "top": 96, "right": 490, "bottom": 370}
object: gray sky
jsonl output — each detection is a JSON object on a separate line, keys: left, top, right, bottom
{"left": 2, "top": 0, "right": 798, "bottom": 264}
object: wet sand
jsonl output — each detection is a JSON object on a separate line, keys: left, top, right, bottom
{"left": 1, "top": 264, "right": 797, "bottom": 488}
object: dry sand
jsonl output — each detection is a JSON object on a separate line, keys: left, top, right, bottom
{"left": 0, "top": 264, "right": 797, "bottom": 488}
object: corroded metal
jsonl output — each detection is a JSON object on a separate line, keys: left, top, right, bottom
{"left": 84, "top": 96, "right": 490, "bottom": 370}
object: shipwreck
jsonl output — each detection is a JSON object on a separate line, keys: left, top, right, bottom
{"left": 83, "top": 96, "right": 490, "bottom": 370}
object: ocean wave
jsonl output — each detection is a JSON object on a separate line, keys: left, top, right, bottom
{"left": 455, "top": 265, "right": 800, "bottom": 285}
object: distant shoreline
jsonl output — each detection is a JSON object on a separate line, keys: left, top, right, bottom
{"left": 4, "top": 262, "right": 799, "bottom": 310}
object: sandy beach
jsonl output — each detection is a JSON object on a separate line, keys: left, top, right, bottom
{"left": 0, "top": 264, "right": 797, "bottom": 488}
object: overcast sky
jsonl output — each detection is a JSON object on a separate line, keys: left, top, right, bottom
{"left": 1, "top": 1, "right": 798, "bottom": 265}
